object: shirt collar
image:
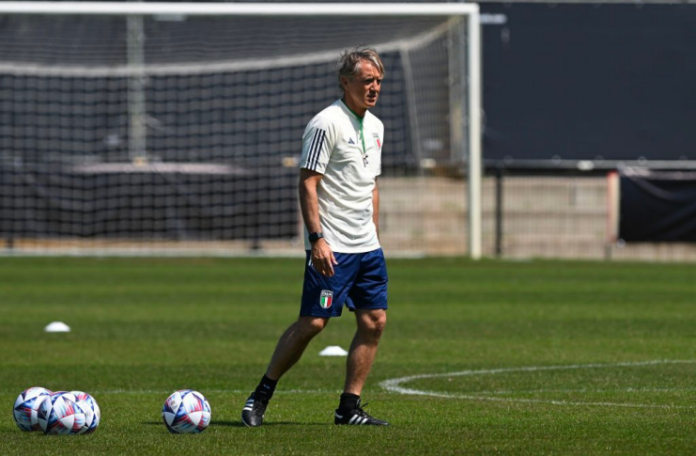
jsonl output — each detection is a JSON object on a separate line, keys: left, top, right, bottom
{"left": 339, "top": 98, "right": 365, "bottom": 120}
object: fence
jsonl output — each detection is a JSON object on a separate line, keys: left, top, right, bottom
{"left": 377, "top": 172, "right": 696, "bottom": 261}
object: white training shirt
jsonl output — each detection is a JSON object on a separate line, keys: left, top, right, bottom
{"left": 300, "top": 99, "right": 384, "bottom": 253}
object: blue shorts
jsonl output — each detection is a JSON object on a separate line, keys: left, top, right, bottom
{"left": 300, "top": 248, "right": 388, "bottom": 318}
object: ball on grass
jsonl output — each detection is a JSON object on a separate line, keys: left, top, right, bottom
{"left": 37, "top": 391, "right": 88, "bottom": 435}
{"left": 162, "top": 389, "right": 211, "bottom": 434}
{"left": 13, "top": 387, "right": 52, "bottom": 431}
{"left": 70, "top": 391, "right": 101, "bottom": 434}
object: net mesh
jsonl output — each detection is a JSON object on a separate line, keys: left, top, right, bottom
{"left": 0, "top": 11, "right": 471, "bottom": 255}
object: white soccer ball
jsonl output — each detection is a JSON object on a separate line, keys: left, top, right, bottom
{"left": 37, "top": 391, "right": 88, "bottom": 435}
{"left": 13, "top": 387, "right": 52, "bottom": 431}
{"left": 70, "top": 391, "right": 101, "bottom": 434}
{"left": 162, "top": 389, "right": 211, "bottom": 434}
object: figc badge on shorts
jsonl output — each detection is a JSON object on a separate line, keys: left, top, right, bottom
{"left": 320, "top": 290, "right": 333, "bottom": 308}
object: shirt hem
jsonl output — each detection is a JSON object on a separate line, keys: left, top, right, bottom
{"left": 302, "top": 243, "right": 381, "bottom": 254}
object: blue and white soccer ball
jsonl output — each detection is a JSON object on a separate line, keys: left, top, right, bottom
{"left": 37, "top": 391, "right": 88, "bottom": 435}
{"left": 70, "top": 391, "right": 101, "bottom": 434}
{"left": 13, "top": 387, "right": 52, "bottom": 431}
{"left": 162, "top": 390, "right": 211, "bottom": 434}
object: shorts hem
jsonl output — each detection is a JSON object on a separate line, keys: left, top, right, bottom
{"left": 352, "top": 305, "right": 388, "bottom": 311}
{"left": 299, "top": 311, "right": 340, "bottom": 318}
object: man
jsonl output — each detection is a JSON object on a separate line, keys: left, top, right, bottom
{"left": 242, "top": 47, "right": 389, "bottom": 427}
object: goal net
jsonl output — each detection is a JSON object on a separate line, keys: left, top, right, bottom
{"left": 0, "top": 2, "right": 481, "bottom": 257}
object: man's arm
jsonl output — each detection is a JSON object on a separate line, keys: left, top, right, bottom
{"left": 299, "top": 168, "right": 338, "bottom": 277}
{"left": 372, "top": 178, "right": 380, "bottom": 238}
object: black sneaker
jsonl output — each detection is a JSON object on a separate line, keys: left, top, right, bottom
{"left": 334, "top": 401, "right": 389, "bottom": 426}
{"left": 241, "top": 393, "right": 269, "bottom": 427}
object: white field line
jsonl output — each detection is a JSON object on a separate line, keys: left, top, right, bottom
{"left": 1, "top": 388, "right": 335, "bottom": 395}
{"left": 471, "top": 387, "right": 696, "bottom": 395}
{"left": 379, "top": 359, "right": 696, "bottom": 410}
{"left": 88, "top": 388, "right": 333, "bottom": 395}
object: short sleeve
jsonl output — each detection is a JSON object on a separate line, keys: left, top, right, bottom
{"left": 300, "top": 116, "right": 335, "bottom": 175}
{"left": 375, "top": 123, "right": 384, "bottom": 177}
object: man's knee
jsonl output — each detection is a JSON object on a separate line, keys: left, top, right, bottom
{"left": 357, "top": 310, "right": 387, "bottom": 339}
{"left": 295, "top": 316, "right": 329, "bottom": 339}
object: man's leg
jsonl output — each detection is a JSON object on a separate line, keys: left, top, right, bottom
{"left": 334, "top": 308, "right": 389, "bottom": 425}
{"left": 242, "top": 316, "right": 328, "bottom": 427}
{"left": 344, "top": 309, "right": 386, "bottom": 395}
{"left": 267, "top": 316, "right": 329, "bottom": 380}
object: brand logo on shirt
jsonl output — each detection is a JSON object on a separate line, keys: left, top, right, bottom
{"left": 348, "top": 138, "right": 356, "bottom": 145}
{"left": 373, "top": 133, "right": 381, "bottom": 149}
{"left": 320, "top": 290, "right": 333, "bottom": 308}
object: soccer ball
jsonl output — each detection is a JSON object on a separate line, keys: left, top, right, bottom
{"left": 37, "top": 391, "right": 88, "bottom": 435}
{"left": 70, "top": 391, "right": 101, "bottom": 434}
{"left": 13, "top": 387, "right": 52, "bottom": 431}
{"left": 162, "top": 390, "right": 211, "bottom": 434}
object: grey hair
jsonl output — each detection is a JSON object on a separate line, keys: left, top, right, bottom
{"left": 337, "top": 46, "right": 385, "bottom": 92}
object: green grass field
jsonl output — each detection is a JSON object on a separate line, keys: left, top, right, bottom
{"left": 1, "top": 257, "right": 696, "bottom": 455}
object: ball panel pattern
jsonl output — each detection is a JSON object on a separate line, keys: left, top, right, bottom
{"left": 162, "top": 390, "right": 211, "bottom": 434}
{"left": 70, "top": 391, "right": 101, "bottom": 434}
{"left": 13, "top": 387, "right": 52, "bottom": 432}
{"left": 38, "top": 392, "right": 87, "bottom": 435}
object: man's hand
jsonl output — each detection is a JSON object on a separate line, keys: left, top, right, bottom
{"left": 311, "top": 238, "right": 338, "bottom": 277}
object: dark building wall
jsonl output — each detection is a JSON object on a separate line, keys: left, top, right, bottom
{"left": 482, "top": 3, "right": 696, "bottom": 167}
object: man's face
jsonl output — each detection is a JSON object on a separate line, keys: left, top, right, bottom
{"left": 341, "top": 60, "right": 383, "bottom": 113}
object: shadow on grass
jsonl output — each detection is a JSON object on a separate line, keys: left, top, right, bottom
{"left": 141, "top": 421, "right": 329, "bottom": 427}
{"left": 214, "top": 421, "right": 328, "bottom": 427}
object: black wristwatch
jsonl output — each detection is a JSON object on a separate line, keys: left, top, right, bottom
{"left": 308, "top": 232, "right": 324, "bottom": 243}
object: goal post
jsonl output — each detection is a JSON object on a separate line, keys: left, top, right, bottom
{"left": 0, "top": 2, "right": 482, "bottom": 258}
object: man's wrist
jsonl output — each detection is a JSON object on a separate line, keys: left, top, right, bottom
{"left": 308, "top": 232, "right": 324, "bottom": 243}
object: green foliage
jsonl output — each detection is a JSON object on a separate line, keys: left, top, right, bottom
{"left": 1, "top": 257, "right": 696, "bottom": 455}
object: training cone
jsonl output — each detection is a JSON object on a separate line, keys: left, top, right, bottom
{"left": 319, "top": 346, "right": 348, "bottom": 356}
{"left": 44, "top": 322, "right": 71, "bottom": 333}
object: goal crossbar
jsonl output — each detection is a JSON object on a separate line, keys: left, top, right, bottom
{"left": 0, "top": 2, "right": 479, "bottom": 17}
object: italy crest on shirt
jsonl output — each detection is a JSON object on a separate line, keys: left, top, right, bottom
{"left": 373, "top": 132, "right": 381, "bottom": 149}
